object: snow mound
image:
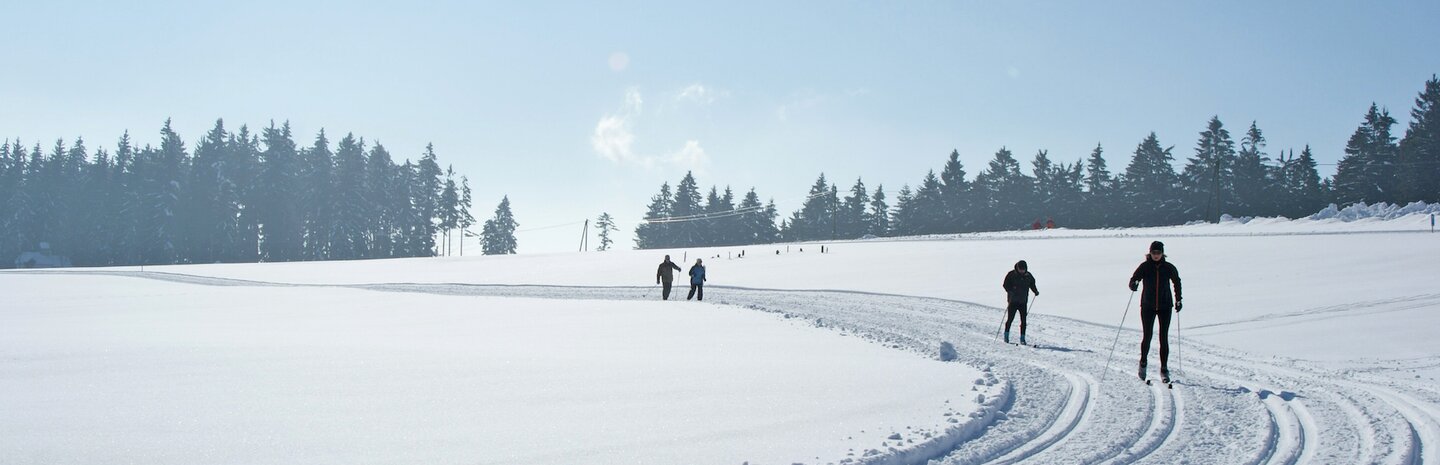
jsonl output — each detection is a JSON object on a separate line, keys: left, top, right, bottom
{"left": 1307, "top": 201, "right": 1440, "bottom": 222}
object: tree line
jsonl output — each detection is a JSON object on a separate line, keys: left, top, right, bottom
{"left": 1, "top": 118, "right": 520, "bottom": 268}
{"left": 633, "top": 75, "right": 1440, "bottom": 247}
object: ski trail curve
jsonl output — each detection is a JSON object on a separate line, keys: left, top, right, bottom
{"left": 13, "top": 269, "right": 1438, "bottom": 465}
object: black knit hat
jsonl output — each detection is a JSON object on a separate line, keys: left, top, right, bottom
{"left": 1016, "top": 260, "right": 1028, "bottom": 270}
{"left": 1150, "top": 241, "right": 1165, "bottom": 253}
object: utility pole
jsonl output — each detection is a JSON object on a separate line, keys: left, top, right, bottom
{"left": 578, "top": 219, "right": 589, "bottom": 252}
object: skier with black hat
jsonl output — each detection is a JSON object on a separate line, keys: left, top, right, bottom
{"left": 1129, "top": 240, "right": 1183, "bottom": 384}
{"left": 1002, "top": 260, "right": 1039, "bottom": 345}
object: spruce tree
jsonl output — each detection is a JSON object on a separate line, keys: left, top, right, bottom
{"left": 1121, "top": 133, "right": 1183, "bottom": 226}
{"left": 300, "top": 130, "right": 335, "bottom": 260}
{"left": 458, "top": 176, "right": 475, "bottom": 255}
{"left": 939, "top": 150, "right": 971, "bottom": 232}
{"left": 1399, "top": 75, "right": 1440, "bottom": 202}
{"left": 1333, "top": 104, "right": 1399, "bottom": 205}
{"left": 1182, "top": 116, "right": 1237, "bottom": 222}
{"left": 414, "top": 144, "right": 444, "bottom": 256}
{"left": 331, "top": 133, "right": 369, "bottom": 260}
{"left": 438, "top": 166, "right": 460, "bottom": 255}
{"left": 184, "top": 119, "right": 231, "bottom": 263}
{"left": 974, "top": 148, "right": 1033, "bottom": 230}
{"left": 481, "top": 195, "right": 518, "bottom": 255}
{"left": 635, "top": 182, "right": 673, "bottom": 249}
{"left": 366, "top": 142, "right": 397, "bottom": 257}
{"left": 840, "top": 178, "right": 869, "bottom": 239}
{"left": 671, "top": 172, "right": 703, "bottom": 246}
{"left": 1082, "top": 143, "right": 1116, "bottom": 228}
{"left": 259, "top": 122, "right": 303, "bottom": 262}
{"left": 1232, "top": 121, "right": 1271, "bottom": 217}
{"left": 890, "top": 184, "right": 915, "bottom": 236}
{"left": 868, "top": 184, "right": 889, "bottom": 237}
{"left": 595, "top": 212, "right": 616, "bottom": 251}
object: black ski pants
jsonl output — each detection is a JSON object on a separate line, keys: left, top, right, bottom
{"left": 661, "top": 278, "right": 674, "bottom": 300}
{"left": 687, "top": 283, "right": 703, "bottom": 301}
{"left": 1140, "top": 306, "right": 1173, "bottom": 371}
{"left": 1005, "top": 301, "right": 1027, "bottom": 336}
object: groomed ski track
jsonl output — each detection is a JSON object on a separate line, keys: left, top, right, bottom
{"left": 29, "top": 269, "right": 1440, "bottom": 465}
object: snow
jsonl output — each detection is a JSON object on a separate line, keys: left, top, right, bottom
{"left": 0, "top": 276, "right": 990, "bottom": 465}
{"left": 3, "top": 207, "right": 1439, "bottom": 464}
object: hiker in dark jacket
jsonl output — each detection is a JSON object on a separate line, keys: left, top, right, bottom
{"left": 687, "top": 259, "right": 706, "bottom": 301}
{"left": 656, "top": 255, "right": 683, "bottom": 300}
{"left": 1129, "top": 240, "right": 1183, "bottom": 382}
{"left": 1002, "top": 260, "right": 1039, "bottom": 345}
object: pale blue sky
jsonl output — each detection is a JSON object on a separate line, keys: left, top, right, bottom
{"left": 4, "top": 1, "right": 1438, "bottom": 252}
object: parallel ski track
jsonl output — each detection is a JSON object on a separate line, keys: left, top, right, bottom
{"left": 16, "top": 269, "right": 1439, "bottom": 465}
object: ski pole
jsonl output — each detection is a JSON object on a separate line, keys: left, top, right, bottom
{"left": 1100, "top": 290, "right": 1137, "bottom": 384}
{"left": 1025, "top": 294, "right": 1039, "bottom": 345}
{"left": 1175, "top": 310, "right": 1182, "bottom": 377}
{"left": 996, "top": 305, "right": 1007, "bottom": 341}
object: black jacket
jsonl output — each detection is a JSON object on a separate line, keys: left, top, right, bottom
{"left": 1130, "top": 257, "right": 1182, "bottom": 309}
{"left": 1003, "top": 270, "right": 1038, "bottom": 304}
{"left": 657, "top": 260, "right": 681, "bottom": 282}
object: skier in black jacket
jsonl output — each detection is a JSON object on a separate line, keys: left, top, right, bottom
{"left": 1002, "top": 260, "right": 1039, "bottom": 345}
{"left": 656, "top": 255, "right": 683, "bottom": 300}
{"left": 1129, "top": 240, "right": 1183, "bottom": 383}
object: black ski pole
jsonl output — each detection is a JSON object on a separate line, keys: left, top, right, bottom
{"left": 1175, "top": 310, "right": 1182, "bottom": 378}
{"left": 1100, "top": 290, "right": 1137, "bottom": 384}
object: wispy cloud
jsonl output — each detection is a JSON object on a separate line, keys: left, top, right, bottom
{"left": 591, "top": 87, "right": 710, "bottom": 171}
{"left": 592, "top": 88, "right": 643, "bottom": 163}
{"left": 674, "top": 83, "right": 727, "bottom": 106}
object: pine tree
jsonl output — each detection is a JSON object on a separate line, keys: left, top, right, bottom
{"left": 183, "top": 119, "right": 231, "bottom": 264}
{"left": 868, "top": 184, "right": 889, "bottom": 237}
{"left": 1121, "top": 132, "right": 1183, "bottom": 226}
{"left": 635, "top": 182, "right": 673, "bottom": 249}
{"left": 438, "top": 166, "right": 460, "bottom": 255}
{"left": 595, "top": 212, "right": 616, "bottom": 251}
{"left": 1333, "top": 104, "right": 1399, "bottom": 205}
{"left": 1232, "top": 121, "right": 1271, "bottom": 217}
{"left": 1399, "top": 75, "right": 1440, "bottom": 202}
{"left": 458, "top": 176, "right": 476, "bottom": 255}
{"left": 331, "top": 133, "right": 369, "bottom": 260}
{"left": 736, "top": 188, "right": 763, "bottom": 244}
{"left": 671, "top": 172, "right": 703, "bottom": 246}
{"left": 300, "top": 130, "right": 335, "bottom": 260}
{"left": 230, "top": 125, "right": 262, "bottom": 263}
{"left": 414, "top": 144, "right": 444, "bottom": 256}
{"left": 840, "top": 178, "right": 869, "bottom": 239}
{"left": 912, "top": 170, "right": 946, "bottom": 233}
{"left": 1033, "top": 150, "right": 1083, "bottom": 228}
{"left": 1182, "top": 116, "right": 1237, "bottom": 222}
{"left": 890, "top": 184, "right": 916, "bottom": 236}
{"left": 1279, "top": 146, "right": 1325, "bottom": 218}
{"left": 1081, "top": 143, "right": 1116, "bottom": 228}
{"left": 974, "top": 147, "right": 1033, "bottom": 230}
{"left": 366, "top": 142, "right": 397, "bottom": 257}
{"left": 938, "top": 149, "right": 971, "bottom": 232}
{"left": 481, "top": 195, "right": 518, "bottom": 255}
{"left": 702, "top": 186, "right": 725, "bottom": 246}
{"left": 259, "top": 122, "right": 303, "bottom": 262}
{"left": 794, "top": 173, "right": 834, "bottom": 241}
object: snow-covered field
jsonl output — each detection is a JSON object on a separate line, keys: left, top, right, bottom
{"left": 4, "top": 207, "right": 1439, "bottom": 464}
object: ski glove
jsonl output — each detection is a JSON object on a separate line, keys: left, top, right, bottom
{"left": 1128, "top": 281, "right": 1138, "bottom": 292}
{"left": 1176, "top": 300, "right": 1183, "bottom": 312}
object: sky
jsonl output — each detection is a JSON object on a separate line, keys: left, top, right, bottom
{"left": 3, "top": 1, "right": 1438, "bottom": 253}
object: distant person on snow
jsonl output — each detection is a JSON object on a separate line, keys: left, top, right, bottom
{"left": 687, "top": 259, "right": 707, "bottom": 301}
{"left": 1002, "top": 260, "right": 1039, "bottom": 345}
{"left": 656, "top": 255, "right": 683, "bottom": 300}
{"left": 1129, "top": 240, "right": 1183, "bottom": 383}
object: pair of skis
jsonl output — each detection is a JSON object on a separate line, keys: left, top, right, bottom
{"left": 1141, "top": 370, "right": 1174, "bottom": 389}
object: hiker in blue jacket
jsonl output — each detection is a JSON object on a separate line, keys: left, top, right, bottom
{"left": 687, "top": 259, "right": 707, "bottom": 301}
